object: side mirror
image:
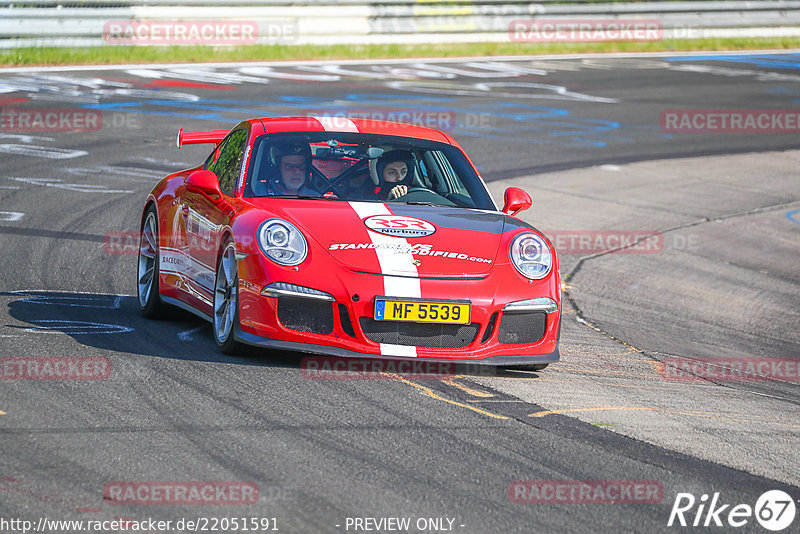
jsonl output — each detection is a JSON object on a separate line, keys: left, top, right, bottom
{"left": 502, "top": 187, "right": 532, "bottom": 216}
{"left": 185, "top": 170, "right": 223, "bottom": 203}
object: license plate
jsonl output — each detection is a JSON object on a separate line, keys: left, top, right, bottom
{"left": 374, "top": 298, "right": 471, "bottom": 324}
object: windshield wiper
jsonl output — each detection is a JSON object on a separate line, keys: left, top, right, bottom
{"left": 266, "top": 195, "right": 341, "bottom": 200}
{"left": 401, "top": 201, "right": 459, "bottom": 207}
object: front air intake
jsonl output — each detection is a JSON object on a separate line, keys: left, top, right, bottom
{"left": 277, "top": 297, "right": 334, "bottom": 335}
{"left": 359, "top": 318, "right": 479, "bottom": 348}
{"left": 498, "top": 311, "right": 547, "bottom": 344}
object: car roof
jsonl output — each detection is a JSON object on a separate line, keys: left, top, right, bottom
{"left": 253, "top": 116, "right": 453, "bottom": 144}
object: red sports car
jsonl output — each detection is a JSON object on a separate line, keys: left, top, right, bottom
{"left": 138, "top": 116, "right": 560, "bottom": 369}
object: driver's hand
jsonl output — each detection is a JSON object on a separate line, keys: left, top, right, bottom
{"left": 388, "top": 185, "right": 408, "bottom": 199}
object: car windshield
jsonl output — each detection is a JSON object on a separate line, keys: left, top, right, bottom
{"left": 244, "top": 132, "right": 495, "bottom": 210}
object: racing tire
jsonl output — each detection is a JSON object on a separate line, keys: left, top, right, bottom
{"left": 213, "top": 238, "right": 243, "bottom": 355}
{"left": 137, "top": 206, "right": 166, "bottom": 318}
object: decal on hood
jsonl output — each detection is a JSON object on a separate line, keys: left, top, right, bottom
{"left": 329, "top": 242, "right": 492, "bottom": 264}
{"left": 363, "top": 215, "right": 436, "bottom": 238}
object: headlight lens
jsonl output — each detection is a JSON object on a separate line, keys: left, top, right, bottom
{"left": 257, "top": 219, "right": 308, "bottom": 266}
{"left": 510, "top": 233, "right": 552, "bottom": 279}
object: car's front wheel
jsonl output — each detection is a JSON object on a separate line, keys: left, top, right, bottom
{"left": 137, "top": 206, "right": 165, "bottom": 318}
{"left": 213, "top": 238, "right": 242, "bottom": 354}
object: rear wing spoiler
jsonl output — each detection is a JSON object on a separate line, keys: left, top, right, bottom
{"left": 176, "top": 128, "right": 229, "bottom": 149}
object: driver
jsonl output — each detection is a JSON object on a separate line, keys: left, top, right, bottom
{"left": 376, "top": 150, "right": 415, "bottom": 200}
{"left": 265, "top": 140, "right": 318, "bottom": 196}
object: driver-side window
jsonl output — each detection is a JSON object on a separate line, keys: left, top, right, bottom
{"left": 211, "top": 129, "right": 248, "bottom": 196}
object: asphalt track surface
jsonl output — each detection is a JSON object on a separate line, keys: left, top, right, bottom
{"left": 0, "top": 52, "right": 799, "bottom": 533}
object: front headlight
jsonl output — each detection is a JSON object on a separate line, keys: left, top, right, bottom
{"left": 257, "top": 219, "right": 308, "bottom": 266}
{"left": 510, "top": 232, "right": 552, "bottom": 279}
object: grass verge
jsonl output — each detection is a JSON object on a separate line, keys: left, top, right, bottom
{"left": 1, "top": 37, "right": 798, "bottom": 67}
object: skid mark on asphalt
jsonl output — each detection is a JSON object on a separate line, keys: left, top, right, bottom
{"left": 0, "top": 145, "right": 86, "bottom": 159}
{"left": 566, "top": 349, "right": 645, "bottom": 360}
{"left": 528, "top": 405, "right": 800, "bottom": 429}
{"left": 385, "top": 373, "right": 509, "bottom": 420}
{"left": 523, "top": 378, "right": 676, "bottom": 390}
{"left": 552, "top": 366, "right": 658, "bottom": 379}
{"left": 385, "top": 365, "right": 800, "bottom": 430}
{"left": 8, "top": 177, "right": 133, "bottom": 194}
{"left": 439, "top": 376, "right": 495, "bottom": 398}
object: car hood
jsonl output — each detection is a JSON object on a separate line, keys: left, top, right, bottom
{"left": 257, "top": 200, "right": 531, "bottom": 278}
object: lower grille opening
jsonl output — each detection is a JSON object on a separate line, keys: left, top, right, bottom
{"left": 498, "top": 311, "right": 547, "bottom": 345}
{"left": 338, "top": 304, "right": 355, "bottom": 338}
{"left": 277, "top": 297, "right": 334, "bottom": 335}
{"left": 359, "top": 318, "right": 479, "bottom": 348}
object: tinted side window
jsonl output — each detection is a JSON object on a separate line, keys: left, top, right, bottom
{"left": 204, "top": 144, "right": 221, "bottom": 171}
{"left": 214, "top": 129, "right": 248, "bottom": 195}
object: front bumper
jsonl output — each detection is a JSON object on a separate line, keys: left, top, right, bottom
{"left": 235, "top": 327, "right": 560, "bottom": 367}
{"left": 236, "top": 279, "right": 561, "bottom": 364}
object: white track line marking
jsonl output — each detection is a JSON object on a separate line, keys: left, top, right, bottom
{"left": 177, "top": 325, "right": 207, "bottom": 341}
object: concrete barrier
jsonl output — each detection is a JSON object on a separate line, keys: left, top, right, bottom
{"left": 1, "top": 1, "right": 799, "bottom": 48}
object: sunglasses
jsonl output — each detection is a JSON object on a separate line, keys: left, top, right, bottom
{"left": 281, "top": 162, "right": 306, "bottom": 171}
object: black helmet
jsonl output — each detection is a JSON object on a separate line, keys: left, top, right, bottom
{"left": 268, "top": 140, "right": 312, "bottom": 169}
{"left": 376, "top": 150, "right": 415, "bottom": 195}
{"left": 265, "top": 139, "right": 313, "bottom": 192}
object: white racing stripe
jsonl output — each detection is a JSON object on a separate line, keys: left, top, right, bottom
{"left": 314, "top": 116, "right": 359, "bottom": 133}
{"left": 349, "top": 202, "right": 419, "bottom": 358}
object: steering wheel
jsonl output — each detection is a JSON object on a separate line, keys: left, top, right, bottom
{"left": 391, "top": 186, "right": 457, "bottom": 206}
{"left": 390, "top": 186, "right": 433, "bottom": 197}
